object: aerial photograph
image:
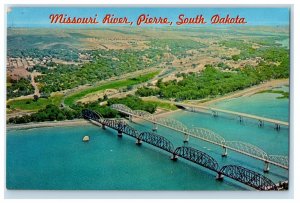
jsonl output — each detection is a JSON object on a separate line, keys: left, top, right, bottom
{"left": 6, "top": 7, "right": 290, "bottom": 191}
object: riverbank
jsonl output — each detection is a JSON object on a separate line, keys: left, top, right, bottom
{"left": 6, "top": 78, "right": 289, "bottom": 130}
{"left": 6, "top": 108, "right": 183, "bottom": 131}
{"left": 7, "top": 119, "right": 90, "bottom": 130}
{"left": 199, "top": 78, "right": 289, "bottom": 106}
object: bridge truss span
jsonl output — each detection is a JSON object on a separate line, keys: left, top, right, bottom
{"left": 111, "top": 104, "right": 135, "bottom": 115}
{"left": 133, "top": 110, "right": 155, "bottom": 121}
{"left": 111, "top": 103, "right": 188, "bottom": 137}
{"left": 225, "top": 141, "right": 269, "bottom": 161}
{"left": 173, "top": 146, "right": 219, "bottom": 172}
{"left": 82, "top": 109, "right": 103, "bottom": 121}
{"left": 219, "top": 165, "right": 277, "bottom": 190}
{"left": 268, "top": 155, "right": 289, "bottom": 168}
{"left": 138, "top": 132, "right": 174, "bottom": 153}
{"left": 188, "top": 127, "right": 226, "bottom": 146}
{"left": 119, "top": 123, "right": 140, "bottom": 138}
{"left": 102, "top": 118, "right": 125, "bottom": 130}
{"left": 156, "top": 117, "right": 188, "bottom": 133}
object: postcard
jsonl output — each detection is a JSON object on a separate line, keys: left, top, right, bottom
{"left": 6, "top": 6, "right": 290, "bottom": 191}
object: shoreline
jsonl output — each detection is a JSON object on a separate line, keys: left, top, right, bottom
{"left": 6, "top": 109, "right": 184, "bottom": 131}
{"left": 200, "top": 78, "right": 289, "bottom": 106}
{"left": 6, "top": 78, "right": 289, "bottom": 130}
{"left": 154, "top": 108, "right": 182, "bottom": 118}
{"left": 7, "top": 119, "right": 91, "bottom": 130}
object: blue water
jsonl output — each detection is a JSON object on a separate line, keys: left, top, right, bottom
{"left": 7, "top": 126, "right": 240, "bottom": 190}
{"left": 210, "top": 86, "right": 289, "bottom": 122}
{"left": 6, "top": 87, "right": 289, "bottom": 190}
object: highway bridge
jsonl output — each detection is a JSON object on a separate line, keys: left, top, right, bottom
{"left": 174, "top": 102, "right": 289, "bottom": 130}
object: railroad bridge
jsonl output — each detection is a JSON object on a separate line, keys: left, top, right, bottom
{"left": 81, "top": 109, "right": 285, "bottom": 191}
{"left": 109, "top": 104, "right": 288, "bottom": 172}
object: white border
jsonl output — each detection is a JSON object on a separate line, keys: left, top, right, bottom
{"left": 1, "top": 0, "right": 299, "bottom": 201}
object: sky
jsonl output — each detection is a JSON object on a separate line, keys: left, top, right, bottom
{"left": 6, "top": 7, "right": 290, "bottom": 27}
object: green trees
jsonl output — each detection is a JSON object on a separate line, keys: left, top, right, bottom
{"left": 8, "top": 104, "right": 80, "bottom": 124}
{"left": 135, "top": 39, "right": 290, "bottom": 101}
{"left": 7, "top": 78, "right": 35, "bottom": 99}
{"left": 232, "top": 55, "right": 240, "bottom": 61}
{"left": 71, "top": 102, "right": 119, "bottom": 118}
{"left": 8, "top": 48, "right": 80, "bottom": 62}
{"left": 34, "top": 48, "right": 162, "bottom": 95}
{"left": 136, "top": 87, "right": 160, "bottom": 97}
{"left": 33, "top": 95, "right": 39, "bottom": 102}
{"left": 107, "top": 95, "right": 157, "bottom": 114}
{"left": 135, "top": 61, "right": 289, "bottom": 101}
{"left": 220, "top": 39, "right": 289, "bottom": 63}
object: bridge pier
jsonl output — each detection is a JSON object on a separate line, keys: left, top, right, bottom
{"left": 102, "top": 124, "right": 106, "bottom": 130}
{"left": 216, "top": 172, "right": 224, "bottom": 181}
{"left": 264, "top": 161, "right": 270, "bottom": 173}
{"left": 222, "top": 146, "right": 228, "bottom": 157}
{"left": 171, "top": 154, "right": 178, "bottom": 161}
{"left": 183, "top": 133, "right": 189, "bottom": 143}
{"left": 117, "top": 130, "right": 122, "bottom": 137}
{"left": 258, "top": 120, "right": 264, "bottom": 128}
{"left": 190, "top": 107, "right": 195, "bottom": 112}
{"left": 136, "top": 138, "right": 142, "bottom": 145}
{"left": 238, "top": 115, "right": 243, "bottom": 123}
{"left": 152, "top": 123, "right": 158, "bottom": 132}
{"left": 275, "top": 123, "right": 281, "bottom": 131}
{"left": 212, "top": 111, "right": 218, "bottom": 118}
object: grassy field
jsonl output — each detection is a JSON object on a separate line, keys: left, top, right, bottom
{"left": 6, "top": 71, "right": 158, "bottom": 113}
{"left": 7, "top": 94, "right": 63, "bottom": 111}
{"left": 64, "top": 71, "right": 159, "bottom": 106}
{"left": 141, "top": 98, "right": 178, "bottom": 111}
{"left": 150, "top": 101, "right": 178, "bottom": 110}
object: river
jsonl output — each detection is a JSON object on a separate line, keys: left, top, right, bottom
{"left": 6, "top": 86, "right": 289, "bottom": 190}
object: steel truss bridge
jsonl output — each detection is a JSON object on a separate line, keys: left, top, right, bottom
{"left": 82, "top": 109, "right": 281, "bottom": 191}
{"left": 110, "top": 104, "right": 288, "bottom": 172}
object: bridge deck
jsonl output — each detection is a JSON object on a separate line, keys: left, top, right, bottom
{"left": 174, "top": 102, "right": 289, "bottom": 126}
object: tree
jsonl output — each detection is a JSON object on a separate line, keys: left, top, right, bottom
{"left": 33, "top": 95, "right": 39, "bottom": 102}
{"left": 232, "top": 55, "right": 240, "bottom": 61}
{"left": 126, "top": 85, "right": 134, "bottom": 91}
{"left": 157, "top": 78, "right": 163, "bottom": 88}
